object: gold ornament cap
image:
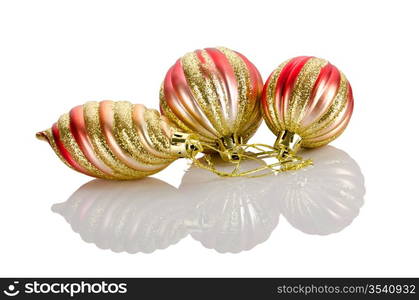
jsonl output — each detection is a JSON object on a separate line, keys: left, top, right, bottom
{"left": 170, "top": 132, "right": 203, "bottom": 158}
{"left": 216, "top": 135, "right": 244, "bottom": 162}
{"left": 274, "top": 130, "right": 303, "bottom": 159}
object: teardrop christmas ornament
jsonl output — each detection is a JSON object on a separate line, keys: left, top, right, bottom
{"left": 37, "top": 101, "right": 202, "bottom": 180}
{"left": 261, "top": 56, "right": 354, "bottom": 162}
{"left": 160, "top": 46, "right": 263, "bottom": 162}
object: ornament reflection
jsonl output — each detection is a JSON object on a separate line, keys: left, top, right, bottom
{"left": 52, "top": 146, "right": 365, "bottom": 253}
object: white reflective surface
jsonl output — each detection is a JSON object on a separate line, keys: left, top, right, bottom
{"left": 52, "top": 146, "right": 365, "bottom": 254}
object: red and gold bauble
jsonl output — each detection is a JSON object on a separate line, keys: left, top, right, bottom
{"left": 160, "top": 46, "right": 263, "bottom": 161}
{"left": 261, "top": 56, "right": 354, "bottom": 157}
{"left": 37, "top": 101, "right": 201, "bottom": 180}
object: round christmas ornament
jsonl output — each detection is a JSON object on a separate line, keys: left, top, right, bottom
{"left": 36, "top": 100, "right": 202, "bottom": 180}
{"left": 160, "top": 46, "right": 263, "bottom": 161}
{"left": 261, "top": 56, "right": 354, "bottom": 160}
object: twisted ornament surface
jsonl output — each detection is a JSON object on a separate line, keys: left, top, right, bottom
{"left": 262, "top": 56, "right": 354, "bottom": 148}
{"left": 37, "top": 101, "right": 181, "bottom": 180}
{"left": 160, "top": 47, "right": 263, "bottom": 146}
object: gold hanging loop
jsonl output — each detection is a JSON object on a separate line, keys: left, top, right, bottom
{"left": 182, "top": 140, "right": 312, "bottom": 178}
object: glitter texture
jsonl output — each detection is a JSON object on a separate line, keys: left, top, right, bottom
{"left": 160, "top": 47, "right": 263, "bottom": 149}
{"left": 38, "top": 101, "right": 180, "bottom": 180}
{"left": 261, "top": 56, "right": 354, "bottom": 148}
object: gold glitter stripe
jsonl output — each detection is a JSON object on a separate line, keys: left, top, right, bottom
{"left": 41, "top": 128, "right": 76, "bottom": 171}
{"left": 142, "top": 108, "right": 179, "bottom": 159}
{"left": 112, "top": 101, "right": 169, "bottom": 170}
{"left": 160, "top": 79, "right": 216, "bottom": 144}
{"left": 241, "top": 108, "right": 262, "bottom": 143}
{"left": 303, "top": 120, "right": 350, "bottom": 148}
{"left": 287, "top": 57, "right": 327, "bottom": 133}
{"left": 301, "top": 71, "right": 349, "bottom": 139}
{"left": 201, "top": 49, "right": 231, "bottom": 134}
{"left": 217, "top": 47, "right": 253, "bottom": 136}
{"left": 83, "top": 101, "right": 145, "bottom": 179}
{"left": 264, "top": 59, "right": 290, "bottom": 134}
{"left": 57, "top": 113, "right": 109, "bottom": 178}
{"left": 160, "top": 87, "right": 192, "bottom": 131}
{"left": 133, "top": 105, "right": 173, "bottom": 160}
{"left": 182, "top": 51, "right": 227, "bottom": 137}
{"left": 241, "top": 98, "right": 262, "bottom": 141}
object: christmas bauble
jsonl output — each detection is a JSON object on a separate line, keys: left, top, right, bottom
{"left": 160, "top": 47, "right": 263, "bottom": 161}
{"left": 261, "top": 56, "right": 354, "bottom": 157}
{"left": 37, "top": 100, "right": 201, "bottom": 180}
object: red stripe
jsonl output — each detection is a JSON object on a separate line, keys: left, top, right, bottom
{"left": 69, "top": 106, "right": 113, "bottom": 175}
{"left": 205, "top": 48, "right": 238, "bottom": 97}
{"left": 306, "top": 84, "right": 354, "bottom": 143}
{"left": 195, "top": 49, "right": 207, "bottom": 64}
{"left": 347, "top": 81, "right": 354, "bottom": 108}
{"left": 305, "top": 80, "right": 354, "bottom": 142}
{"left": 69, "top": 106, "right": 87, "bottom": 150}
{"left": 205, "top": 48, "right": 239, "bottom": 123}
{"left": 163, "top": 60, "right": 217, "bottom": 137}
{"left": 346, "top": 80, "right": 354, "bottom": 121}
{"left": 277, "top": 56, "right": 312, "bottom": 124}
{"left": 301, "top": 63, "right": 340, "bottom": 127}
{"left": 51, "top": 123, "right": 91, "bottom": 175}
{"left": 235, "top": 51, "right": 263, "bottom": 99}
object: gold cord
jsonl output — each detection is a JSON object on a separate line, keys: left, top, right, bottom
{"left": 186, "top": 142, "right": 312, "bottom": 178}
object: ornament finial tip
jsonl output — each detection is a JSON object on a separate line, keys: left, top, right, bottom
{"left": 36, "top": 131, "right": 48, "bottom": 142}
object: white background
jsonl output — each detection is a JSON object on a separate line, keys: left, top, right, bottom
{"left": 1, "top": 0, "right": 418, "bottom": 277}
